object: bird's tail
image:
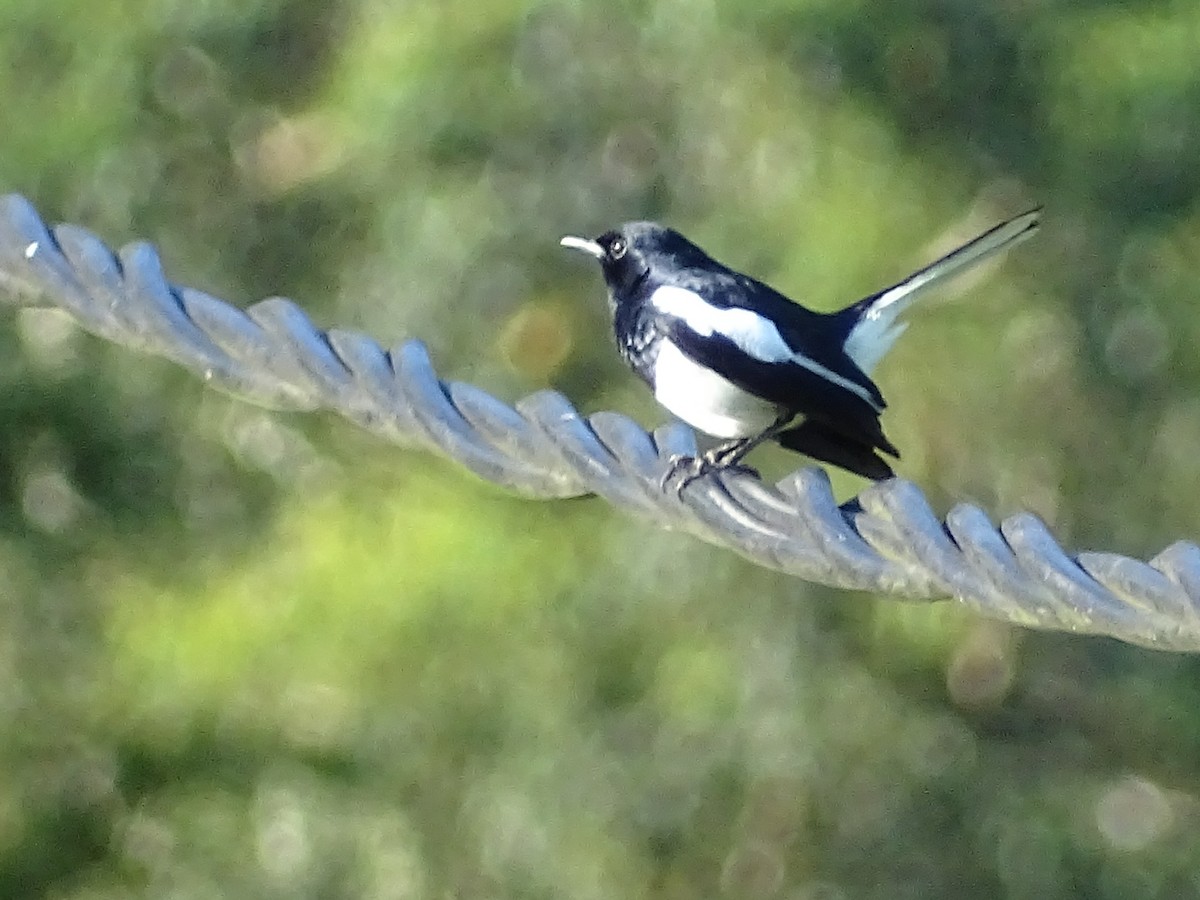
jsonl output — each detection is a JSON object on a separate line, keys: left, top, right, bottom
{"left": 839, "top": 208, "right": 1041, "bottom": 376}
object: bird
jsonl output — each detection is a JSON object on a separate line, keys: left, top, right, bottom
{"left": 560, "top": 208, "right": 1041, "bottom": 490}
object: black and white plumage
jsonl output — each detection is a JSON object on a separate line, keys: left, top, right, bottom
{"left": 561, "top": 209, "right": 1040, "bottom": 487}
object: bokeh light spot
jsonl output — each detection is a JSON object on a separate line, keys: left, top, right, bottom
{"left": 499, "top": 302, "right": 574, "bottom": 381}
{"left": 1095, "top": 776, "right": 1173, "bottom": 852}
{"left": 946, "top": 628, "right": 1014, "bottom": 711}
{"left": 1104, "top": 307, "right": 1169, "bottom": 384}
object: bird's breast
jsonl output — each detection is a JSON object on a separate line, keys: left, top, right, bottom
{"left": 614, "top": 302, "right": 662, "bottom": 381}
{"left": 652, "top": 341, "right": 783, "bottom": 438}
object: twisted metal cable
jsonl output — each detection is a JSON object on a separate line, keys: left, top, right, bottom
{"left": 1, "top": 194, "right": 1197, "bottom": 652}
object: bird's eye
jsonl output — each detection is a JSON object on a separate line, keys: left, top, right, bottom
{"left": 609, "top": 238, "right": 627, "bottom": 260}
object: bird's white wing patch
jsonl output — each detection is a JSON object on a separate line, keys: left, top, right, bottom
{"left": 650, "top": 286, "right": 793, "bottom": 361}
{"left": 650, "top": 285, "right": 881, "bottom": 410}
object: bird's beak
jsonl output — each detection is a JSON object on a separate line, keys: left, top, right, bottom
{"left": 560, "top": 235, "right": 605, "bottom": 260}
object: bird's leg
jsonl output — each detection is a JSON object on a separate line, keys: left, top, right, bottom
{"left": 704, "top": 419, "right": 790, "bottom": 467}
{"left": 660, "top": 415, "right": 793, "bottom": 494}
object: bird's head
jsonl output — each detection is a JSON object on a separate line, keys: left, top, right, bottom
{"left": 561, "top": 222, "right": 713, "bottom": 304}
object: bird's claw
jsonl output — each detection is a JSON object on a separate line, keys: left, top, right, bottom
{"left": 659, "top": 450, "right": 759, "bottom": 496}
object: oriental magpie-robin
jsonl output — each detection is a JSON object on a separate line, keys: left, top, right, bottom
{"left": 561, "top": 209, "right": 1040, "bottom": 488}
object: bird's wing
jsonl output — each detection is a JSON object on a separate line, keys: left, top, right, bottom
{"left": 648, "top": 282, "right": 885, "bottom": 408}
{"left": 668, "top": 269, "right": 886, "bottom": 408}
{"left": 657, "top": 314, "right": 893, "bottom": 452}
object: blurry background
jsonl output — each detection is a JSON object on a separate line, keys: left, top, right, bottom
{"left": 1, "top": 0, "right": 1199, "bottom": 897}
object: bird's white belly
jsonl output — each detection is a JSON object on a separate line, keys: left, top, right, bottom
{"left": 652, "top": 342, "right": 782, "bottom": 438}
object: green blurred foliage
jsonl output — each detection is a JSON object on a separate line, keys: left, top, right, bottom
{"left": 1, "top": 0, "right": 1200, "bottom": 897}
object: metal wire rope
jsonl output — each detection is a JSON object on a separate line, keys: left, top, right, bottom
{"left": 1, "top": 194, "right": 1197, "bottom": 651}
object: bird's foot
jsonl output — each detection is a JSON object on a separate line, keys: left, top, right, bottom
{"left": 659, "top": 444, "right": 760, "bottom": 495}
